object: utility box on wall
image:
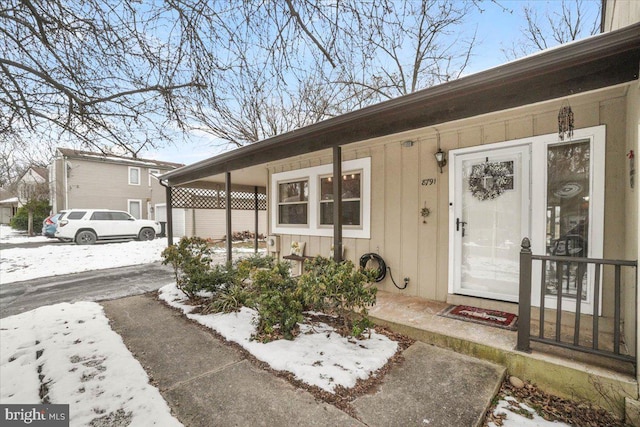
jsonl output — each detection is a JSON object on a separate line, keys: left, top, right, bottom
{"left": 266, "top": 235, "right": 280, "bottom": 253}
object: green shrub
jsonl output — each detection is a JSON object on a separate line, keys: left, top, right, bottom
{"left": 252, "top": 265, "right": 304, "bottom": 342}
{"left": 203, "top": 282, "right": 254, "bottom": 314}
{"left": 299, "top": 256, "right": 378, "bottom": 338}
{"left": 10, "top": 200, "right": 51, "bottom": 232}
{"left": 161, "top": 236, "right": 231, "bottom": 299}
{"left": 235, "top": 254, "right": 275, "bottom": 280}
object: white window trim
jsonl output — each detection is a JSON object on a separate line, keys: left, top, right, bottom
{"left": 128, "top": 199, "right": 142, "bottom": 219}
{"left": 149, "top": 169, "right": 160, "bottom": 186}
{"left": 128, "top": 167, "right": 141, "bottom": 186}
{"left": 318, "top": 170, "right": 363, "bottom": 228}
{"left": 270, "top": 157, "right": 371, "bottom": 239}
{"left": 276, "top": 179, "right": 310, "bottom": 226}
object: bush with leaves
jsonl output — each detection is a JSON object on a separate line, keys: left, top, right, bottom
{"left": 10, "top": 200, "right": 51, "bottom": 232}
{"left": 204, "top": 254, "right": 276, "bottom": 314}
{"left": 252, "top": 263, "right": 304, "bottom": 342}
{"left": 299, "top": 256, "right": 378, "bottom": 338}
{"left": 161, "top": 236, "right": 233, "bottom": 299}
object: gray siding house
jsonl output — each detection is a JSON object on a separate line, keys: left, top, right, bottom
{"left": 49, "top": 148, "right": 183, "bottom": 220}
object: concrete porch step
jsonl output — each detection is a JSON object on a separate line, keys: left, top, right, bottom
{"left": 369, "top": 291, "right": 638, "bottom": 419}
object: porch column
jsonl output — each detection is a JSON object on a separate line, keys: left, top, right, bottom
{"left": 165, "top": 184, "right": 174, "bottom": 246}
{"left": 226, "top": 172, "right": 232, "bottom": 263}
{"left": 332, "top": 146, "right": 342, "bottom": 262}
{"left": 254, "top": 186, "right": 259, "bottom": 254}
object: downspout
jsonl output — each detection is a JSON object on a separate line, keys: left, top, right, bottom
{"left": 63, "top": 155, "right": 69, "bottom": 210}
{"left": 159, "top": 179, "right": 174, "bottom": 246}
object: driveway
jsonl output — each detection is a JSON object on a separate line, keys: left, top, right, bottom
{"left": 0, "top": 262, "right": 173, "bottom": 318}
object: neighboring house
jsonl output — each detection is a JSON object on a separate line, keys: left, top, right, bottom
{"left": 50, "top": 148, "right": 183, "bottom": 223}
{"left": 49, "top": 148, "right": 266, "bottom": 239}
{"left": 161, "top": 1, "right": 640, "bottom": 419}
{"left": 16, "top": 166, "right": 48, "bottom": 207}
{"left": 0, "top": 188, "right": 18, "bottom": 224}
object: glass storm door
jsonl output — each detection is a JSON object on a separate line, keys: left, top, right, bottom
{"left": 451, "top": 145, "right": 530, "bottom": 302}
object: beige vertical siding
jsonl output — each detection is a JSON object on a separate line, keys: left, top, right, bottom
{"left": 64, "top": 159, "right": 173, "bottom": 218}
{"left": 268, "top": 87, "right": 634, "bottom": 312}
{"left": 190, "top": 209, "right": 267, "bottom": 239}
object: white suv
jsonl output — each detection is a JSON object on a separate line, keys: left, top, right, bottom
{"left": 56, "top": 209, "right": 161, "bottom": 245}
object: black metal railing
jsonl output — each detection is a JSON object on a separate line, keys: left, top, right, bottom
{"left": 517, "top": 237, "right": 637, "bottom": 366}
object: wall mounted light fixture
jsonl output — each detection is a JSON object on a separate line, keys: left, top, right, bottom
{"left": 434, "top": 148, "right": 447, "bottom": 173}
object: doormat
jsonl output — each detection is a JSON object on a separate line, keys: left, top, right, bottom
{"left": 438, "top": 305, "right": 518, "bottom": 330}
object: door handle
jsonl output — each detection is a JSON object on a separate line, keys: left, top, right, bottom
{"left": 456, "top": 218, "right": 467, "bottom": 237}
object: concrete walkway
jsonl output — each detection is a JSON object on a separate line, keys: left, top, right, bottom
{"left": 102, "top": 294, "right": 505, "bottom": 427}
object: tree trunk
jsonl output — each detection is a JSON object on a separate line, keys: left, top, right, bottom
{"left": 28, "top": 209, "right": 34, "bottom": 236}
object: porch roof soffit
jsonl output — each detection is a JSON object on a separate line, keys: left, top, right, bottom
{"left": 162, "top": 22, "right": 640, "bottom": 187}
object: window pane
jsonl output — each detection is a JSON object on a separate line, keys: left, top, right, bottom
{"left": 320, "top": 173, "right": 361, "bottom": 200}
{"left": 279, "top": 204, "right": 307, "bottom": 224}
{"left": 544, "top": 140, "right": 590, "bottom": 300}
{"left": 67, "top": 211, "right": 86, "bottom": 219}
{"left": 320, "top": 201, "right": 360, "bottom": 225}
{"left": 90, "top": 212, "right": 110, "bottom": 220}
{"left": 130, "top": 168, "right": 139, "bottom": 184}
{"left": 279, "top": 181, "right": 308, "bottom": 202}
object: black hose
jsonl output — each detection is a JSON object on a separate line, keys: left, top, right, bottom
{"left": 359, "top": 253, "right": 407, "bottom": 290}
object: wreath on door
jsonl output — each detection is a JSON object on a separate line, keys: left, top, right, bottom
{"left": 468, "top": 162, "right": 511, "bottom": 201}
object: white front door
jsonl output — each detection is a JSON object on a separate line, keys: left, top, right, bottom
{"left": 450, "top": 145, "right": 530, "bottom": 302}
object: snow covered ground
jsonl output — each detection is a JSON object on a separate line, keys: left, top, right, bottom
{"left": 0, "top": 224, "right": 570, "bottom": 426}
{"left": 0, "top": 302, "right": 182, "bottom": 426}
{"left": 0, "top": 224, "right": 50, "bottom": 245}
{"left": 159, "top": 283, "right": 398, "bottom": 393}
{"left": 0, "top": 224, "right": 260, "bottom": 284}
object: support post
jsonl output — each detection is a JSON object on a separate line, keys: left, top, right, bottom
{"left": 225, "top": 172, "right": 232, "bottom": 263}
{"left": 517, "top": 237, "right": 532, "bottom": 352}
{"left": 332, "top": 146, "right": 342, "bottom": 262}
{"left": 165, "top": 184, "right": 174, "bottom": 246}
{"left": 254, "top": 186, "right": 259, "bottom": 254}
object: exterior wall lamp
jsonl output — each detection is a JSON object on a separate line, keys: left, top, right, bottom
{"left": 434, "top": 148, "right": 447, "bottom": 173}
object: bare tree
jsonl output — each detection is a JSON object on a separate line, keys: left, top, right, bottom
{"left": 503, "top": 0, "right": 601, "bottom": 60}
{"left": 1, "top": 0, "right": 203, "bottom": 158}
{"left": 333, "top": 0, "right": 477, "bottom": 103}
{"left": 2, "top": 0, "right": 482, "bottom": 159}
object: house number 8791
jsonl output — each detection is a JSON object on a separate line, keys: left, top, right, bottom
{"left": 421, "top": 179, "right": 436, "bottom": 186}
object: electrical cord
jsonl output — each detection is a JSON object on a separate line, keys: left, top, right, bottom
{"left": 359, "top": 253, "right": 407, "bottom": 290}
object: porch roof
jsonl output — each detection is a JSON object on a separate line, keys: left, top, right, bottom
{"left": 162, "top": 22, "right": 640, "bottom": 187}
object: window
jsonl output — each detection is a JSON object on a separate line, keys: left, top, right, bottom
{"left": 319, "top": 172, "right": 361, "bottom": 226}
{"left": 270, "top": 157, "right": 371, "bottom": 238}
{"left": 128, "top": 200, "right": 142, "bottom": 219}
{"left": 90, "top": 211, "right": 111, "bottom": 220}
{"left": 67, "top": 211, "right": 86, "bottom": 220}
{"left": 129, "top": 167, "right": 140, "bottom": 185}
{"left": 277, "top": 180, "right": 309, "bottom": 225}
{"left": 149, "top": 169, "right": 160, "bottom": 186}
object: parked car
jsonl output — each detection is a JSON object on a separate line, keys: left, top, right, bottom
{"left": 55, "top": 209, "right": 161, "bottom": 245}
{"left": 41, "top": 211, "right": 67, "bottom": 238}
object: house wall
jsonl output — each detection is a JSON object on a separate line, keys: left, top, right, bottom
{"left": 603, "top": 0, "right": 640, "bottom": 31}
{"left": 62, "top": 158, "right": 170, "bottom": 219}
{"left": 268, "top": 86, "right": 633, "bottom": 314}
{"left": 0, "top": 206, "right": 14, "bottom": 224}
{"left": 184, "top": 209, "right": 267, "bottom": 239}
{"left": 17, "top": 169, "right": 47, "bottom": 207}
{"left": 625, "top": 77, "right": 640, "bottom": 358}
